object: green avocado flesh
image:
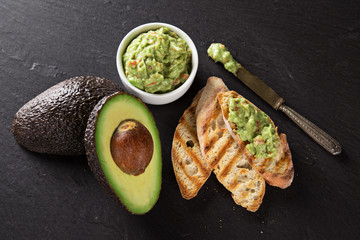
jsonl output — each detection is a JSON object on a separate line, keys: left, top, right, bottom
{"left": 94, "top": 93, "right": 161, "bottom": 214}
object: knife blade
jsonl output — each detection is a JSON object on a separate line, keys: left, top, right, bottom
{"left": 233, "top": 63, "right": 342, "bottom": 155}
{"left": 236, "top": 66, "right": 284, "bottom": 109}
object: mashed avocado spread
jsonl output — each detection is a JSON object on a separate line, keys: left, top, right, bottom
{"left": 123, "top": 27, "right": 192, "bottom": 93}
{"left": 207, "top": 43, "right": 241, "bottom": 75}
{"left": 228, "top": 97, "right": 279, "bottom": 158}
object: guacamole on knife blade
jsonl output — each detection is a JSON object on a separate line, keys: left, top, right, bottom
{"left": 207, "top": 43, "right": 241, "bottom": 75}
{"left": 123, "top": 27, "right": 192, "bottom": 93}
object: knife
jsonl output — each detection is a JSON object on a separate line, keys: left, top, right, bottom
{"left": 235, "top": 65, "right": 342, "bottom": 155}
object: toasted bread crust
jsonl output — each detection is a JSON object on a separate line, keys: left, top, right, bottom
{"left": 217, "top": 91, "right": 294, "bottom": 188}
{"left": 172, "top": 90, "right": 212, "bottom": 199}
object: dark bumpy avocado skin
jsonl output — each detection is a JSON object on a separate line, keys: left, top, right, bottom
{"left": 84, "top": 93, "right": 117, "bottom": 200}
{"left": 12, "top": 76, "right": 122, "bottom": 155}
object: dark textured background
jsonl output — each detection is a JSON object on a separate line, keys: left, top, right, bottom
{"left": 1, "top": 0, "right": 360, "bottom": 239}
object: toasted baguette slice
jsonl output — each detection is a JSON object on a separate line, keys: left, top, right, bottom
{"left": 196, "top": 77, "right": 265, "bottom": 211}
{"left": 172, "top": 90, "right": 212, "bottom": 199}
{"left": 213, "top": 145, "right": 265, "bottom": 212}
{"left": 196, "top": 76, "right": 228, "bottom": 168}
{"left": 209, "top": 102, "right": 265, "bottom": 212}
{"left": 217, "top": 91, "right": 294, "bottom": 189}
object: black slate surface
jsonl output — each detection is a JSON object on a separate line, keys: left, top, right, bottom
{"left": 1, "top": 0, "right": 360, "bottom": 239}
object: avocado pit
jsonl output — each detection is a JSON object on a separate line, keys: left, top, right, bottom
{"left": 110, "top": 119, "right": 154, "bottom": 176}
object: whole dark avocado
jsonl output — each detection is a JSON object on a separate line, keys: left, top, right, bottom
{"left": 12, "top": 76, "right": 122, "bottom": 155}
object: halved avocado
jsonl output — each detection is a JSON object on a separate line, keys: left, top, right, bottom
{"left": 84, "top": 92, "right": 161, "bottom": 215}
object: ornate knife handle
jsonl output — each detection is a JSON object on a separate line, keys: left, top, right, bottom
{"left": 278, "top": 104, "right": 342, "bottom": 155}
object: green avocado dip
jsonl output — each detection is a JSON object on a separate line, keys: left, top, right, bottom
{"left": 207, "top": 43, "right": 241, "bottom": 75}
{"left": 123, "top": 27, "right": 192, "bottom": 93}
{"left": 228, "top": 97, "right": 280, "bottom": 158}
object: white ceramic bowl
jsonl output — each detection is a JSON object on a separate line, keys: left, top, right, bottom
{"left": 116, "top": 22, "right": 198, "bottom": 105}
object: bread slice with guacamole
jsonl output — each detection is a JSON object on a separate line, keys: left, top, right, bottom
{"left": 171, "top": 90, "right": 212, "bottom": 199}
{"left": 196, "top": 77, "right": 265, "bottom": 211}
{"left": 217, "top": 91, "right": 294, "bottom": 189}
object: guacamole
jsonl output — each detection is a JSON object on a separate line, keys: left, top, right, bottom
{"left": 207, "top": 43, "right": 241, "bottom": 75}
{"left": 123, "top": 27, "right": 192, "bottom": 93}
{"left": 228, "top": 97, "right": 279, "bottom": 158}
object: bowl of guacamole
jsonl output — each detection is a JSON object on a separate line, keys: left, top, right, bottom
{"left": 117, "top": 23, "right": 199, "bottom": 105}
